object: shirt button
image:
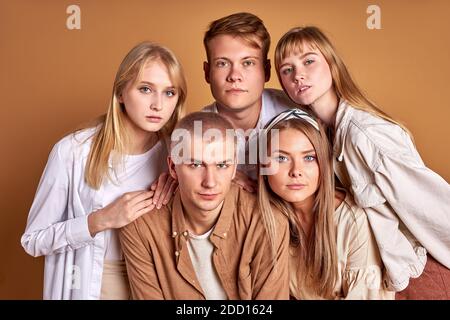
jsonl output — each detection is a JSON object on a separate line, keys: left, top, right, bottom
{"left": 172, "top": 231, "right": 177, "bottom": 238}
{"left": 183, "top": 231, "right": 188, "bottom": 237}
{"left": 223, "top": 232, "right": 227, "bottom": 237}
{"left": 175, "top": 251, "right": 180, "bottom": 257}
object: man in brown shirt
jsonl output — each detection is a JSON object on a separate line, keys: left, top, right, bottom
{"left": 119, "top": 112, "right": 289, "bottom": 299}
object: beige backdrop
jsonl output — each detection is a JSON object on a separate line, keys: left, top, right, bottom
{"left": 1, "top": 0, "right": 449, "bottom": 299}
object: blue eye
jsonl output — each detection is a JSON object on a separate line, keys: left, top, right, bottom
{"left": 166, "top": 90, "right": 176, "bottom": 97}
{"left": 275, "top": 155, "right": 288, "bottom": 162}
{"left": 189, "top": 162, "right": 202, "bottom": 168}
{"left": 139, "top": 86, "right": 151, "bottom": 93}
{"left": 217, "top": 163, "right": 230, "bottom": 169}
{"left": 304, "top": 155, "right": 316, "bottom": 162}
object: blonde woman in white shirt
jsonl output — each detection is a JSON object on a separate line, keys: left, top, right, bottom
{"left": 21, "top": 42, "right": 187, "bottom": 300}
{"left": 274, "top": 26, "right": 450, "bottom": 298}
{"left": 258, "top": 109, "right": 394, "bottom": 299}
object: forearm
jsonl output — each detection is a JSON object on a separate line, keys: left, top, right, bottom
{"left": 87, "top": 208, "right": 111, "bottom": 237}
{"left": 21, "top": 215, "right": 94, "bottom": 257}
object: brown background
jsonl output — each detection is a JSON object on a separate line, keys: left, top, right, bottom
{"left": 1, "top": 0, "right": 449, "bottom": 299}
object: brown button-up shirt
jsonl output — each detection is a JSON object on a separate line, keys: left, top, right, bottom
{"left": 119, "top": 183, "right": 289, "bottom": 300}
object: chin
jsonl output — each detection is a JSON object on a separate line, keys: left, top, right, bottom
{"left": 279, "top": 190, "right": 310, "bottom": 203}
{"left": 142, "top": 123, "right": 164, "bottom": 132}
{"left": 195, "top": 202, "right": 222, "bottom": 212}
{"left": 292, "top": 97, "right": 311, "bottom": 106}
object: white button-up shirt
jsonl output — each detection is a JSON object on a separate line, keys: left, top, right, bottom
{"left": 21, "top": 128, "right": 167, "bottom": 299}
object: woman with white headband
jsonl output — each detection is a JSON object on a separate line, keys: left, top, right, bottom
{"left": 258, "top": 109, "right": 394, "bottom": 299}
{"left": 275, "top": 26, "right": 450, "bottom": 299}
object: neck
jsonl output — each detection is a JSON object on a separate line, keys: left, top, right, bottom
{"left": 292, "top": 195, "right": 315, "bottom": 238}
{"left": 309, "top": 89, "right": 339, "bottom": 128}
{"left": 181, "top": 198, "right": 224, "bottom": 235}
{"left": 123, "top": 116, "right": 158, "bottom": 154}
{"left": 216, "top": 99, "right": 262, "bottom": 132}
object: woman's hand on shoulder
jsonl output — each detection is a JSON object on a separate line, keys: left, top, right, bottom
{"left": 88, "top": 190, "right": 155, "bottom": 237}
{"left": 150, "top": 172, "right": 178, "bottom": 209}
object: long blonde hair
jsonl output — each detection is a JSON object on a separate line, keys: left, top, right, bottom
{"left": 258, "top": 118, "right": 338, "bottom": 298}
{"left": 275, "top": 26, "right": 412, "bottom": 137}
{"left": 84, "top": 42, "right": 187, "bottom": 189}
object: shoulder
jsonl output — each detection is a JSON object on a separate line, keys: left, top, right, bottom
{"left": 229, "top": 183, "right": 264, "bottom": 229}
{"left": 345, "top": 105, "right": 412, "bottom": 155}
{"left": 47, "top": 127, "right": 97, "bottom": 165}
{"left": 334, "top": 192, "right": 369, "bottom": 234}
{"left": 232, "top": 183, "right": 257, "bottom": 213}
{"left": 201, "top": 102, "right": 216, "bottom": 113}
{"left": 54, "top": 127, "right": 97, "bottom": 155}
{"left": 262, "top": 88, "right": 297, "bottom": 112}
{"left": 122, "top": 204, "right": 172, "bottom": 240}
{"left": 232, "top": 183, "right": 288, "bottom": 229}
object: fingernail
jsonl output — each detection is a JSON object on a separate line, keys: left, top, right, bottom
{"left": 157, "top": 205, "right": 161, "bottom": 209}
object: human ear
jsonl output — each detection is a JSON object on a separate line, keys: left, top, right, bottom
{"left": 167, "top": 156, "right": 178, "bottom": 181}
{"left": 264, "top": 59, "right": 271, "bottom": 82}
{"left": 203, "top": 61, "right": 211, "bottom": 84}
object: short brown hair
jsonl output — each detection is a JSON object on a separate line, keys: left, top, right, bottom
{"left": 203, "top": 12, "right": 270, "bottom": 62}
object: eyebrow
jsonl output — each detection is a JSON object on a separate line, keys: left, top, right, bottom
{"left": 279, "top": 52, "right": 319, "bottom": 68}
{"left": 217, "top": 159, "right": 234, "bottom": 164}
{"left": 138, "top": 81, "right": 175, "bottom": 89}
{"left": 186, "top": 159, "right": 234, "bottom": 164}
{"left": 213, "top": 56, "right": 260, "bottom": 62}
{"left": 273, "top": 149, "right": 316, "bottom": 155}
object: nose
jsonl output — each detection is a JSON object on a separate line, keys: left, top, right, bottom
{"left": 201, "top": 167, "right": 217, "bottom": 189}
{"left": 294, "top": 69, "right": 305, "bottom": 83}
{"left": 226, "top": 64, "right": 243, "bottom": 82}
{"left": 150, "top": 94, "right": 163, "bottom": 111}
{"left": 289, "top": 160, "right": 303, "bottom": 178}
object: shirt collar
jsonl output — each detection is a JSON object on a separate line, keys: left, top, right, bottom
{"left": 171, "top": 184, "right": 238, "bottom": 240}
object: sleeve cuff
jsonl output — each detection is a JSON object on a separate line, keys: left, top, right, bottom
{"left": 66, "top": 215, "right": 95, "bottom": 246}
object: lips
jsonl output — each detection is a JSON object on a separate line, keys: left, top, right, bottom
{"left": 146, "top": 116, "right": 162, "bottom": 123}
{"left": 198, "top": 193, "right": 220, "bottom": 200}
{"left": 296, "top": 85, "right": 311, "bottom": 94}
{"left": 286, "top": 184, "right": 306, "bottom": 190}
{"left": 226, "top": 88, "right": 247, "bottom": 94}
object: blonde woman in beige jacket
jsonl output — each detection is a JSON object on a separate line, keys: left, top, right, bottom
{"left": 274, "top": 26, "right": 450, "bottom": 299}
{"left": 258, "top": 109, "right": 395, "bottom": 299}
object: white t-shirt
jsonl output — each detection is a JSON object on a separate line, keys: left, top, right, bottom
{"left": 102, "top": 142, "right": 167, "bottom": 260}
{"left": 202, "top": 88, "right": 296, "bottom": 179}
{"left": 21, "top": 128, "right": 167, "bottom": 299}
{"left": 187, "top": 228, "right": 228, "bottom": 300}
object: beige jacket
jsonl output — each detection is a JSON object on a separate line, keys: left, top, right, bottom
{"left": 290, "top": 193, "right": 395, "bottom": 300}
{"left": 119, "top": 183, "right": 290, "bottom": 300}
{"left": 333, "top": 100, "right": 450, "bottom": 291}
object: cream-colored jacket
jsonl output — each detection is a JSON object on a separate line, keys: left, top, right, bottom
{"left": 290, "top": 193, "right": 395, "bottom": 300}
{"left": 333, "top": 100, "right": 450, "bottom": 291}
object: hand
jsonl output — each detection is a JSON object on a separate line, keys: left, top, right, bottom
{"left": 233, "top": 170, "right": 257, "bottom": 193}
{"left": 88, "top": 190, "right": 155, "bottom": 237}
{"left": 150, "top": 172, "right": 178, "bottom": 209}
